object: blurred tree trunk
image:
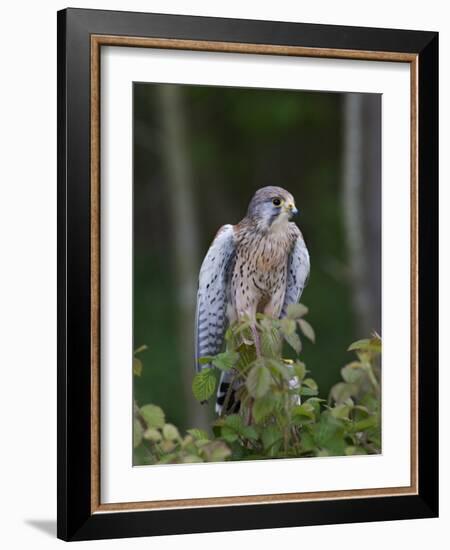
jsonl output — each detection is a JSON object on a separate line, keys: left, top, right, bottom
{"left": 156, "top": 85, "right": 209, "bottom": 429}
{"left": 342, "top": 94, "right": 382, "bottom": 336}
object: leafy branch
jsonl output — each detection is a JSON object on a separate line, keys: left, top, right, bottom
{"left": 133, "top": 307, "right": 381, "bottom": 464}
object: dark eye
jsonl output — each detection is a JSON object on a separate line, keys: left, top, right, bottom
{"left": 272, "top": 198, "right": 281, "bottom": 207}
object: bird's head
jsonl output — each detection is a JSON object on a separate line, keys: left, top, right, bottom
{"left": 246, "top": 186, "right": 298, "bottom": 231}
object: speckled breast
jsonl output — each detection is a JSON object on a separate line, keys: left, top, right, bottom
{"left": 230, "top": 231, "right": 292, "bottom": 316}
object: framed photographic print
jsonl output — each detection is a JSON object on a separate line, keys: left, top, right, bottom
{"left": 57, "top": 8, "right": 438, "bottom": 541}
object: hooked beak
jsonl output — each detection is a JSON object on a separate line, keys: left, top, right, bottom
{"left": 286, "top": 203, "right": 298, "bottom": 217}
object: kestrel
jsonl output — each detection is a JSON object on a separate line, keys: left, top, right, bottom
{"left": 195, "top": 186, "right": 310, "bottom": 413}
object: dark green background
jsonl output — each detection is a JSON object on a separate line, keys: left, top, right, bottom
{"left": 133, "top": 83, "right": 380, "bottom": 435}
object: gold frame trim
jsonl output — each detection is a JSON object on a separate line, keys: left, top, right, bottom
{"left": 90, "top": 35, "right": 419, "bottom": 514}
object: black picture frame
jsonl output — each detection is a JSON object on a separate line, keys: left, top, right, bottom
{"left": 57, "top": 7, "right": 438, "bottom": 541}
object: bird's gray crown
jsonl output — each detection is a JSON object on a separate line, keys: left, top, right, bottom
{"left": 246, "top": 186, "right": 295, "bottom": 221}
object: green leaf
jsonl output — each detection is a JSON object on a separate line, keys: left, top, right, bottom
{"left": 280, "top": 318, "right": 297, "bottom": 336}
{"left": 292, "top": 403, "right": 315, "bottom": 423}
{"left": 267, "top": 359, "right": 291, "bottom": 381}
{"left": 293, "top": 402, "right": 315, "bottom": 417}
{"left": 202, "top": 440, "right": 231, "bottom": 462}
{"left": 221, "top": 414, "right": 258, "bottom": 441}
{"left": 194, "top": 439, "right": 210, "bottom": 448}
{"left": 259, "top": 317, "right": 275, "bottom": 332}
{"left": 233, "top": 320, "right": 252, "bottom": 335}
{"left": 181, "top": 435, "right": 195, "bottom": 450}
{"left": 369, "top": 335, "right": 382, "bottom": 353}
{"left": 241, "top": 425, "right": 259, "bottom": 441}
{"left": 303, "top": 378, "right": 318, "bottom": 391}
{"left": 253, "top": 394, "right": 276, "bottom": 422}
{"left": 234, "top": 343, "right": 257, "bottom": 372}
{"left": 157, "top": 453, "right": 177, "bottom": 464}
{"left": 351, "top": 415, "right": 378, "bottom": 433}
{"left": 330, "top": 404, "right": 351, "bottom": 419}
{"left": 140, "top": 404, "right": 165, "bottom": 429}
{"left": 221, "top": 428, "right": 239, "bottom": 443}
{"left": 313, "top": 413, "right": 344, "bottom": 447}
{"left": 330, "top": 382, "right": 358, "bottom": 404}
{"left": 300, "top": 386, "right": 318, "bottom": 396}
{"left": 341, "top": 362, "right": 364, "bottom": 383}
{"left": 133, "top": 443, "right": 153, "bottom": 465}
{"left": 300, "top": 378, "right": 319, "bottom": 396}
{"left": 221, "top": 414, "right": 244, "bottom": 442}
{"left": 198, "top": 356, "right": 214, "bottom": 365}
{"left": 351, "top": 405, "right": 370, "bottom": 420}
{"left": 133, "top": 357, "right": 143, "bottom": 377}
{"left": 355, "top": 350, "right": 371, "bottom": 364}
{"left": 223, "top": 414, "right": 243, "bottom": 431}
{"left": 347, "top": 339, "right": 370, "bottom": 351}
{"left": 212, "top": 351, "right": 239, "bottom": 371}
{"left": 345, "top": 446, "right": 368, "bottom": 456}
{"left": 300, "top": 429, "right": 315, "bottom": 452}
{"left": 261, "top": 425, "right": 282, "bottom": 453}
{"left": 348, "top": 338, "right": 381, "bottom": 353}
{"left": 133, "top": 419, "right": 143, "bottom": 448}
{"left": 182, "top": 454, "right": 204, "bottom": 463}
{"left": 187, "top": 428, "right": 209, "bottom": 440}
{"left": 286, "top": 303, "right": 309, "bottom": 319}
{"left": 305, "top": 397, "right": 325, "bottom": 415}
{"left": 323, "top": 435, "right": 347, "bottom": 456}
{"left": 192, "top": 368, "right": 217, "bottom": 402}
{"left": 360, "top": 393, "right": 379, "bottom": 413}
{"left": 284, "top": 331, "right": 302, "bottom": 354}
{"left": 260, "top": 324, "right": 282, "bottom": 358}
{"left": 246, "top": 364, "right": 271, "bottom": 398}
{"left": 224, "top": 325, "right": 234, "bottom": 342}
{"left": 293, "top": 361, "right": 306, "bottom": 381}
{"left": 298, "top": 319, "right": 315, "bottom": 343}
{"left": 163, "top": 423, "right": 180, "bottom": 441}
{"left": 143, "top": 427, "right": 162, "bottom": 442}
{"left": 160, "top": 440, "right": 176, "bottom": 453}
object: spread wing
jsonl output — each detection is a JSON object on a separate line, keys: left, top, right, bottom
{"left": 195, "top": 224, "right": 236, "bottom": 372}
{"left": 280, "top": 233, "right": 310, "bottom": 318}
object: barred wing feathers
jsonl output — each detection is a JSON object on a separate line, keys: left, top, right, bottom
{"left": 280, "top": 233, "right": 310, "bottom": 317}
{"left": 195, "top": 224, "right": 236, "bottom": 372}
